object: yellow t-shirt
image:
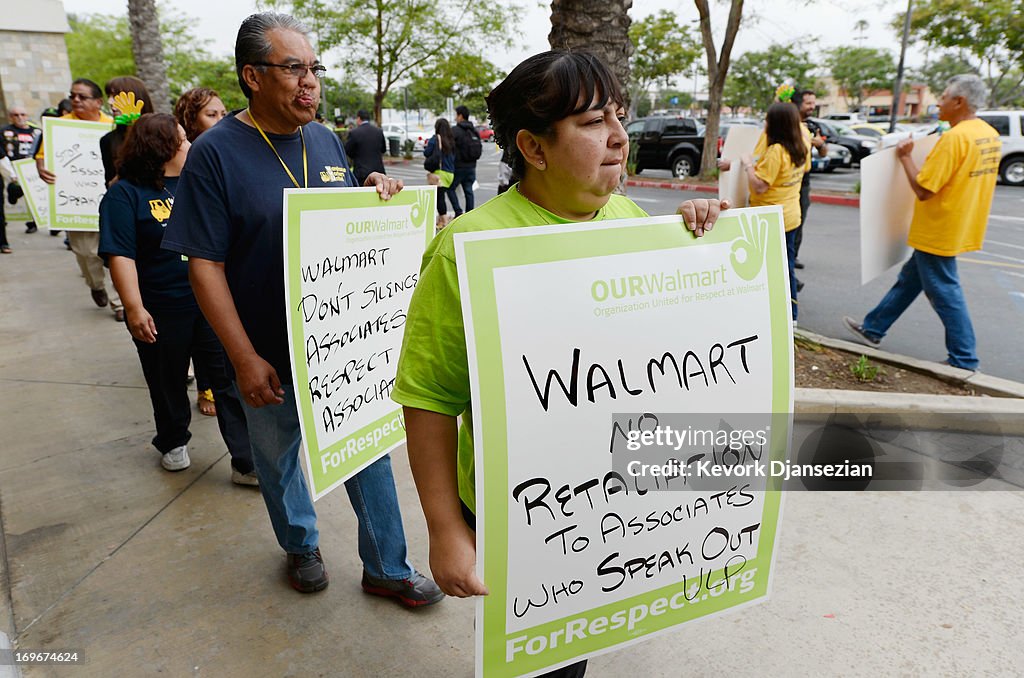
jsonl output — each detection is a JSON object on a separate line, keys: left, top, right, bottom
{"left": 35, "top": 111, "right": 114, "bottom": 160}
{"left": 908, "top": 118, "right": 1001, "bottom": 256}
{"left": 749, "top": 140, "right": 809, "bottom": 232}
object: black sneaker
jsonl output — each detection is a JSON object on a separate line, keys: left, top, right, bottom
{"left": 361, "top": 570, "right": 445, "bottom": 608}
{"left": 286, "top": 549, "right": 329, "bottom": 593}
{"left": 794, "top": 258, "right": 805, "bottom": 269}
{"left": 843, "top": 316, "right": 880, "bottom": 346}
{"left": 796, "top": 278, "right": 805, "bottom": 293}
{"left": 25, "top": 222, "right": 37, "bottom": 234}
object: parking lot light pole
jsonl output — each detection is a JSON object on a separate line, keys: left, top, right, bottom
{"left": 890, "top": 0, "right": 913, "bottom": 133}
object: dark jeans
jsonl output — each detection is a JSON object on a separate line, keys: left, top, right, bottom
{"left": 785, "top": 229, "right": 798, "bottom": 320}
{"left": 450, "top": 166, "right": 477, "bottom": 214}
{"left": 133, "top": 306, "right": 253, "bottom": 471}
{"left": 461, "top": 503, "right": 588, "bottom": 678}
{"left": 0, "top": 180, "right": 7, "bottom": 248}
{"left": 793, "top": 174, "right": 811, "bottom": 258}
{"left": 437, "top": 185, "right": 458, "bottom": 216}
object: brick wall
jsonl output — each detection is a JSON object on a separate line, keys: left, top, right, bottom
{"left": 0, "top": 30, "right": 72, "bottom": 122}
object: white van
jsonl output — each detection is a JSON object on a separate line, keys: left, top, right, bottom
{"left": 976, "top": 110, "right": 1024, "bottom": 186}
{"left": 826, "top": 112, "right": 866, "bottom": 124}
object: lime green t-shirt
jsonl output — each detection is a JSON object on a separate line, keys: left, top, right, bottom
{"left": 391, "top": 185, "right": 648, "bottom": 514}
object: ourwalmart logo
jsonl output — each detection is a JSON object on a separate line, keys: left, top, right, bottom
{"left": 730, "top": 212, "right": 769, "bottom": 281}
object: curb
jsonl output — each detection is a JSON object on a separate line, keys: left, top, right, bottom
{"left": 625, "top": 178, "right": 860, "bottom": 207}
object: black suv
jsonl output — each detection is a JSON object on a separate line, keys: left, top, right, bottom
{"left": 627, "top": 116, "right": 705, "bottom": 178}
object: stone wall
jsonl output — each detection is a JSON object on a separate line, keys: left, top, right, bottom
{"left": 0, "top": 30, "right": 72, "bottom": 122}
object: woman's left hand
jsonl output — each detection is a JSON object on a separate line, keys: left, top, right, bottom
{"left": 679, "top": 198, "right": 730, "bottom": 238}
{"left": 364, "top": 172, "right": 404, "bottom": 200}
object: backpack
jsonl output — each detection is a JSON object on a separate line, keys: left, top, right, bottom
{"left": 456, "top": 125, "right": 483, "bottom": 163}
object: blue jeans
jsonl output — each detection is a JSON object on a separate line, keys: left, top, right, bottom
{"left": 785, "top": 228, "right": 798, "bottom": 320}
{"left": 862, "top": 250, "right": 978, "bottom": 370}
{"left": 449, "top": 166, "right": 477, "bottom": 214}
{"left": 239, "top": 384, "right": 414, "bottom": 579}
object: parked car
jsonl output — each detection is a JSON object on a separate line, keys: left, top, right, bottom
{"left": 822, "top": 143, "right": 852, "bottom": 171}
{"left": 976, "top": 110, "right": 1024, "bottom": 186}
{"left": 381, "top": 123, "right": 425, "bottom": 151}
{"left": 849, "top": 122, "right": 913, "bottom": 138}
{"left": 826, "top": 112, "right": 866, "bottom": 124}
{"left": 811, "top": 118, "right": 878, "bottom": 164}
{"left": 627, "top": 115, "right": 705, "bottom": 178}
{"left": 475, "top": 124, "right": 495, "bottom": 142}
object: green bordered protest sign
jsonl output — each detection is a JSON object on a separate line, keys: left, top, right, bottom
{"left": 283, "top": 186, "right": 436, "bottom": 500}
{"left": 454, "top": 206, "right": 792, "bottom": 677}
{"left": 13, "top": 158, "right": 50, "bottom": 229}
{"left": 42, "top": 117, "right": 111, "bottom": 232}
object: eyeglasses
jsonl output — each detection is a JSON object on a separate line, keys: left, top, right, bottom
{"left": 10, "top": 113, "right": 28, "bottom": 117}
{"left": 254, "top": 62, "right": 327, "bottom": 79}
{"left": 68, "top": 92, "right": 99, "bottom": 101}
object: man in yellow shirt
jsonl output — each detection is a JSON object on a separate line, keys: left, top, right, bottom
{"left": 35, "top": 79, "right": 121, "bottom": 320}
{"left": 844, "top": 74, "right": 1000, "bottom": 370}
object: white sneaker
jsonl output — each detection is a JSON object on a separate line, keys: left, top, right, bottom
{"left": 161, "top": 445, "right": 191, "bottom": 471}
{"left": 231, "top": 469, "right": 259, "bottom": 486}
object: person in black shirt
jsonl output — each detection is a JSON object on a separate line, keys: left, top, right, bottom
{"left": 99, "top": 113, "right": 256, "bottom": 484}
{"left": 1, "top": 106, "right": 41, "bottom": 243}
{"left": 343, "top": 109, "right": 386, "bottom": 186}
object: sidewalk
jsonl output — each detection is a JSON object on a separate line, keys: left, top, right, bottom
{"left": 1, "top": 228, "right": 1022, "bottom": 677}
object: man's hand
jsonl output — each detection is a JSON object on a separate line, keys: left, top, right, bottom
{"left": 679, "top": 198, "right": 730, "bottom": 238}
{"left": 364, "top": 172, "right": 403, "bottom": 200}
{"left": 896, "top": 138, "right": 914, "bottom": 157}
{"left": 36, "top": 158, "right": 56, "bottom": 185}
{"left": 125, "top": 306, "right": 157, "bottom": 343}
{"left": 234, "top": 353, "right": 285, "bottom": 408}
{"left": 429, "top": 522, "right": 489, "bottom": 598}
{"left": 717, "top": 158, "right": 732, "bottom": 172}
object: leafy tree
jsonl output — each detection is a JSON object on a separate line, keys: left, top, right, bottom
{"left": 66, "top": 14, "right": 136, "bottom": 88}
{"left": 694, "top": 0, "right": 745, "bottom": 177}
{"left": 723, "top": 44, "right": 815, "bottom": 114}
{"left": 896, "top": 0, "right": 1024, "bottom": 107}
{"left": 406, "top": 52, "right": 504, "bottom": 119}
{"left": 910, "top": 52, "right": 977, "bottom": 99}
{"left": 825, "top": 46, "right": 896, "bottom": 110}
{"left": 626, "top": 10, "right": 701, "bottom": 118}
{"left": 274, "top": 0, "right": 521, "bottom": 124}
{"left": 320, "top": 77, "right": 375, "bottom": 123}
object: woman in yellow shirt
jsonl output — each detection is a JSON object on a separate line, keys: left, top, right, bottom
{"left": 741, "top": 102, "right": 810, "bottom": 321}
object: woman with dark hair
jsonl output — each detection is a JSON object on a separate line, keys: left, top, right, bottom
{"left": 100, "top": 76, "right": 155, "bottom": 187}
{"left": 173, "top": 87, "right": 229, "bottom": 416}
{"left": 740, "top": 101, "right": 809, "bottom": 322}
{"left": 392, "top": 50, "right": 726, "bottom": 678}
{"left": 423, "top": 117, "right": 457, "bottom": 228}
{"left": 174, "top": 87, "right": 228, "bottom": 143}
{"left": 99, "top": 113, "right": 256, "bottom": 485}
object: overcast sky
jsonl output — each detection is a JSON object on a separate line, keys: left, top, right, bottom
{"left": 62, "top": 0, "right": 928, "bottom": 89}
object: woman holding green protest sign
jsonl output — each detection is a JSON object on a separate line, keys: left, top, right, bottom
{"left": 392, "top": 50, "right": 728, "bottom": 678}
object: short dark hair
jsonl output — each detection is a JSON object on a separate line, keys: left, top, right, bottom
{"left": 71, "top": 78, "right": 102, "bottom": 100}
{"left": 455, "top": 105, "right": 470, "bottom": 121}
{"left": 356, "top": 109, "right": 370, "bottom": 121}
{"left": 116, "top": 113, "right": 182, "bottom": 190}
{"left": 486, "top": 50, "right": 624, "bottom": 180}
{"left": 793, "top": 89, "right": 816, "bottom": 106}
{"left": 235, "top": 12, "right": 310, "bottom": 99}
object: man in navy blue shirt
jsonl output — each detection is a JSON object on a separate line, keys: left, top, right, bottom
{"left": 162, "top": 12, "right": 443, "bottom": 605}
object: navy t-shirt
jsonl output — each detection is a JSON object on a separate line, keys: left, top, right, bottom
{"left": 98, "top": 176, "right": 196, "bottom": 312}
{"left": 161, "top": 114, "right": 355, "bottom": 380}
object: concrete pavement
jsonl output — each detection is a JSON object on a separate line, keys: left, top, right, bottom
{"left": 1, "top": 226, "right": 1023, "bottom": 677}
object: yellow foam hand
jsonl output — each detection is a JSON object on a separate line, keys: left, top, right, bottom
{"left": 112, "top": 91, "right": 145, "bottom": 117}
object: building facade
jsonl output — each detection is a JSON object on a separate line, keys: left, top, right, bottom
{"left": 0, "top": 1, "right": 72, "bottom": 121}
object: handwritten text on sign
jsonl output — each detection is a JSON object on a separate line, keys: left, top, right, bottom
{"left": 456, "top": 209, "right": 790, "bottom": 677}
{"left": 42, "top": 118, "right": 112, "bottom": 231}
{"left": 13, "top": 158, "right": 50, "bottom": 229}
{"left": 284, "top": 187, "right": 435, "bottom": 500}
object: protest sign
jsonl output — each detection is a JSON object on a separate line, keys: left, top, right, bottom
{"left": 283, "top": 186, "right": 435, "bottom": 500}
{"left": 718, "top": 125, "right": 762, "bottom": 208}
{"left": 13, "top": 158, "right": 50, "bottom": 229}
{"left": 859, "top": 134, "right": 939, "bottom": 284}
{"left": 455, "top": 206, "right": 792, "bottom": 677}
{"left": 42, "top": 117, "right": 111, "bottom": 232}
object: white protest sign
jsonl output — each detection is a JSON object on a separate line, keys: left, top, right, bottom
{"left": 42, "top": 117, "right": 111, "bottom": 232}
{"left": 13, "top": 158, "right": 50, "bottom": 229}
{"left": 859, "top": 134, "right": 940, "bottom": 285}
{"left": 456, "top": 206, "right": 792, "bottom": 677}
{"left": 283, "top": 186, "right": 435, "bottom": 500}
{"left": 718, "top": 125, "right": 762, "bottom": 208}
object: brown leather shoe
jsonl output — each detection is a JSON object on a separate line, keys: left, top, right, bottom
{"left": 90, "top": 289, "right": 108, "bottom": 307}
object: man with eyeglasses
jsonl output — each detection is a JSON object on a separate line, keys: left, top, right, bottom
{"left": 34, "top": 79, "right": 122, "bottom": 319}
{"left": 2, "top": 107, "right": 43, "bottom": 237}
{"left": 162, "top": 12, "right": 444, "bottom": 606}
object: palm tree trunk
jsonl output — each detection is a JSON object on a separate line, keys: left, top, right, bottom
{"left": 128, "top": 0, "right": 172, "bottom": 113}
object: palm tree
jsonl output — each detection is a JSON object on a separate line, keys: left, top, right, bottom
{"left": 128, "top": 0, "right": 171, "bottom": 113}
{"left": 548, "top": 0, "right": 634, "bottom": 101}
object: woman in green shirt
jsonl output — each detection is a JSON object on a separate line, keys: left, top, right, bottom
{"left": 393, "top": 50, "right": 727, "bottom": 676}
